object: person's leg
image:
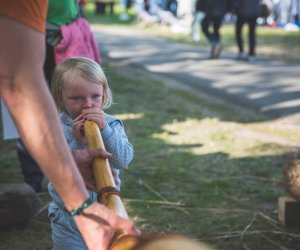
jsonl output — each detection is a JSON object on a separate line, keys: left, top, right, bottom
{"left": 210, "top": 16, "right": 223, "bottom": 59}
{"left": 169, "top": 0, "right": 177, "bottom": 16}
{"left": 43, "top": 41, "right": 56, "bottom": 87}
{"left": 192, "top": 11, "right": 205, "bottom": 41}
{"left": 201, "top": 15, "right": 211, "bottom": 42}
{"left": 248, "top": 17, "right": 257, "bottom": 56}
{"left": 126, "top": 0, "right": 132, "bottom": 9}
{"left": 235, "top": 16, "right": 244, "bottom": 53}
{"left": 202, "top": 15, "right": 217, "bottom": 58}
{"left": 17, "top": 139, "right": 44, "bottom": 192}
{"left": 235, "top": 16, "right": 246, "bottom": 59}
{"left": 212, "top": 16, "right": 223, "bottom": 45}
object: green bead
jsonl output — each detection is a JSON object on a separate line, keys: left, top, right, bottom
{"left": 69, "top": 197, "right": 94, "bottom": 217}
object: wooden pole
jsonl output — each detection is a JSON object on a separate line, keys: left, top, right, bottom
{"left": 83, "top": 120, "right": 128, "bottom": 219}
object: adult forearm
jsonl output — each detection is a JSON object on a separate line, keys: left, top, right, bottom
{"left": 0, "top": 18, "right": 88, "bottom": 210}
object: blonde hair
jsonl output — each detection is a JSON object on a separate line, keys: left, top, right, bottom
{"left": 51, "top": 57, "right": 113, "bottom": 112}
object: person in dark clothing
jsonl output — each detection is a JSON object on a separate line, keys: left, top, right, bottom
{"left": 199, "top": 0, "right": 230, "bottom": 59}
{"left": 16, "top": 140, "right": 44, "bottom": 192}
{"left": 232, "top": 0, "right": 262, "bottom": 62}
{"left": 143, "top": 0, "right": 150, "bottom": 12}
{"left": 165, "top": 0, "right": 178, "bottom": 16}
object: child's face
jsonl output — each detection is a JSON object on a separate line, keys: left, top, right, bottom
{"left": 61, "top": 75, "right": 103, "bottom": 119}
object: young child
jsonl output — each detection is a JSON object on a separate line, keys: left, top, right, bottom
{"left": 48, "top": 57, "right": 134, "bottom": 249}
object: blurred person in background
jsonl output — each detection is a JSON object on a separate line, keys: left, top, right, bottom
{"left": 232, "top": 0, "right": 262, "bottom": 62}
{"left": 200, "top": 0, "right": 231, "bottom": 59}
{"left": 275, "top": 0, "right": 293, "bottom": 26}
{"left": 192, "top": 0, "right": 205, "bottom": 41}
{"left": 78, "top": 0, "right": 87, "bottom": 17}
{"left": 119, "top": 0, "right": 133, "bottom": 21}
{"left": 163, "top": 0, "right": 178, "bottom": 16}
{"left": 291, "top": 0, "right": 300, "bottom": 24}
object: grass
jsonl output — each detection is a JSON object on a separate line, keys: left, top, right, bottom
{"left": 105, "top": 61, "right": 300, "bottom": 250}
{"left": 2, "top": 60, "right": 300, "bottom": 249}
{"left": 1, "top": 3, "right": 300, "bottom": 250}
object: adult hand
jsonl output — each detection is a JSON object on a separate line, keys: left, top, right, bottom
{"left": 74, "top": 202, "right": 140, "bottom": 250}
{"left": 72, "top": 148, "right": 112, "bottom": 191}
{"left": 72, "top": 148, "right": 112, "bottom": 166}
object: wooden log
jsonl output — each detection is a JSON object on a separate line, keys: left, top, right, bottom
{"left": 278, "top": 196, "right": 300, "bottom": 226}
{"left": 283, "top": 159, "right": 300, "bottom": 200}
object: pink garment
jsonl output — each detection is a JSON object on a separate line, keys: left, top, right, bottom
{"left": 54, "top": 17, "right": 102, "bottom": 64}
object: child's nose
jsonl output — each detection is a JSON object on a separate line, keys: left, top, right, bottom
{"left": 83, "top": 98, "right": 93, "bottom": 108}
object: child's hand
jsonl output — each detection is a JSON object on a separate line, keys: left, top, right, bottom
{"left": 82, "top": 108, "right": 107, "bottom": 130}
{"left": 72, "top": 113, "right": 86, "bottom": 144}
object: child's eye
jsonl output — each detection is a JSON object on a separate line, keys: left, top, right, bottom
{"left": 92, "top": 95, "right": 101, "bottom": 100}
{"left": 71, "top": 96, "right": 82, "bottom": 101}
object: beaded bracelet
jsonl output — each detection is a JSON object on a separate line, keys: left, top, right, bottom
{"left": 69, "top": 197, "right": 94, "bottom": 217}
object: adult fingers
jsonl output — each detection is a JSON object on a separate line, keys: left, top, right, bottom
{"left": 89, "top": 149, "right": 112, "bottom": 159}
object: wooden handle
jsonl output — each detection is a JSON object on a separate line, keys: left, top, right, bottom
{"left": 83, "top": 120, "right": 128, "bottom": 219}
